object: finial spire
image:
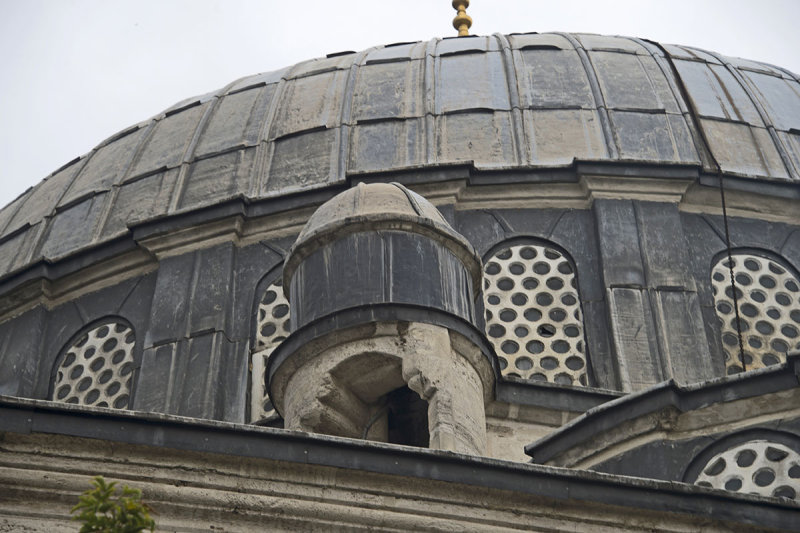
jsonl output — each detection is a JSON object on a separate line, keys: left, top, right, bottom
{"left": 452, "top": 0, "right": 472, "bottom": 37}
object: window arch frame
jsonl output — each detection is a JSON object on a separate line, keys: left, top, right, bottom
{"left": 248, "top": 264, "right": 290, "bottom": 424}
{"left": 480, "top": 236, "right": 593, "bottom": 387}
{"left": 682, "top": 428, "right": 800, "bottom": 500}
{"left": 709, "top": 247, "right": 800, "bottom": 375}
{"left": 47, "top": 315, "right": 140, "bottom": 410}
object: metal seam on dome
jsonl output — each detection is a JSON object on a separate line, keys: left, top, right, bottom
{"left": 0, "top": 156, "right": 82, "bottom": 238}
{"left": 556, "top": 33, "right": 619, "bottom": 160}
{"left": 17, "top": 219, "right": 48, "bottom": 269}
{"left": 336, "top": 48, "right": 375, "bottom": 185}
{"left": 772, "top": 65, "right": 800, "bottom": 85}
{"left": 389, "top": 182, "right": 423, "bottom": 217}
{"left": 636, "top": 38, "right": 715, "bottom": 170}
{"left": 704, "top": 50, "right": 798, "bottom": 180}
{"left": 47, "top": 123, "right": 151, "bottom": 254}
{"left": 167, "top": 84, "right": 237, "bottom": 214}
{"left": 655, "top": 44, "right": 723, "bottom": 175}
{"left": 493, "top": 33, "right": 527, "bottom": 166}
{"left": 253, "top": 61, "right": 301, "bottom": 198}
{"left": 423, "top": 38, "right": 439, "bottom": 165}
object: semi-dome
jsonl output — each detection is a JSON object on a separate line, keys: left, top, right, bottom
{"left": 0, "top": 32, "right": 798, "bottom": 281}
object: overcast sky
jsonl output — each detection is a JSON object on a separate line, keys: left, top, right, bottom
{"left": 1, "top": 0, "right": 798, "bottom": 209}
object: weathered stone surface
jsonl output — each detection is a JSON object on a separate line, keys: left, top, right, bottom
{"left": 278, "top": 322, "right": 491, "bottom": 455}
{"left": 594, "top": 199, "right": 645, "bottom": 286}
{"left": 0, "top": 306, "right": 46, "bottom": 397}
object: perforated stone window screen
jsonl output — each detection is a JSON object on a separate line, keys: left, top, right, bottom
{"left": 483, "top": 243, "right": 588, "bottom": 385}
{"left": 250, "top": 277, "right": 290, "bottom": 421}
{"left": 711, "top": 254, "right": 800, "bottom": 374}
{"left": 51, "top": 321, "right": 136, "bottom": 409}
{"left": 694, "top": 440, "right": 800, "bottom": 500}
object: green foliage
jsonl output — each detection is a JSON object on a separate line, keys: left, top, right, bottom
{"left": 71, "top": 475, "right": 156, "bottom": 533}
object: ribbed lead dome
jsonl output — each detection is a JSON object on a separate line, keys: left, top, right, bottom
{"left": 0, "top": 32, "right": 798, "bottom": 280}
{"left": 284, "top": 182, "right": 482, "bottom": 294}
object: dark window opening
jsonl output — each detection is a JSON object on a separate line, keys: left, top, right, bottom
{"left": 386, "top": 386, "right": 429, "bottom": 448}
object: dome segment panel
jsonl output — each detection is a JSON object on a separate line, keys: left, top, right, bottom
{"left": 4, "top": 157, "right": 83, "bottom": 237}
{"left": 668, "top": 47, "right": 797, "bottom": 180}
{"left": 512, "top": 33, "right": 610, "bottom": 165}
{"left": 584, "top": 37, "right": 700, "bottom": 165}
{"left": 194, "top": 84, "right": 275, "bottom": 158}
{"left": 270, "top": 70, "right": 349, "bottom": 139}
{"left": 574, "top": 34, "right": 649, "bottom": 55}
{"left": 590, "top": 49, "right": 678, "bottom": 113}
{"left": 352, "top": 57, "right": 424, "bottom": 121}
{"left": 435, "top": 37, "right": 510, "bottom": 114}
{"left": 130, "top": 102, "right": 211, "bottom": 180}
{"left": 265, "top": 128, "right": 338, "bottom": 194}
{"left": 673, "top": 60, "right": 764, "bottom": 124}
{"left": 60, "top": 125, "right": 150, "bottom": 207}
{"left": 226, "top": 66, "right": 289, "bottom": 94}
{"left": 40, "top": 193, "right": 109, "bottom": 261}
{"left": 100, "top": 168, "right": 180, "bottom": 240}
{"left": 178, "top": 148, "right": 257, "bottom": 212}
{"left": 362, "top": 41, "right": 426, "bottom": 64}
{"left": 514, "top": 37, "right": 594, "bottom": 109}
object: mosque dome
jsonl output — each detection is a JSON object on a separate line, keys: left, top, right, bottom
{"left": 1, "top": 29, "right": 800, "bottom": 530}
{"left": 0, "top": 32, "right": 797, "bottom": 281}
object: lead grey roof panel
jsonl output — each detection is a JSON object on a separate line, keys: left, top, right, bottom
{"left": 435, "top": 51, "right": 510, "bottom": 113}
{"left": 741, "top": 71, "right": 800, "bottom": 132}
{"left": 363, "top": 41, "right": 425, "bottom": 64}
{"left": 194, "top": 85, "right": 273, "bottom": 157}
{"left": 516, "top": 48, "right": 594, "bottom": 109}
{"left": 591, "top": 51, "right": 675, "bottom": 111}
{"left": 129, "top": 103, "right": 210, "bottom": 179}
{"left": 270, "top": 70, "right": 348, "bottom": 139}
{"left": 0, "top": 32, "right": 797, "bottom": 279}
{"left": 673, "top": 59, "right": 763, "bottom": 124}
{"left": 227, "top": 67, "right": 289, "bottom": 94}
{"left": 352, "top": 60, "right": 424, "bottom": 121}
{"left": 61, "top": 125, "right": 149, "bottom": 206}
{"left": 6, "top": 159, "right": 82, "bottom": 236}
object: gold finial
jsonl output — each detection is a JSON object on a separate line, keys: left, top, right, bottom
{"left": 452, "top": 0, "right": 472, "bottom": 37}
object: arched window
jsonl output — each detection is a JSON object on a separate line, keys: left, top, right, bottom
{"left": 50, "top": 319, "right": 136, "bottom": 409}
{"left": 483, "top": 242, "right": 588, "bottom": 386}
{"left": 711, "top": 252, "right": 800, "bottom": 375}
{"left": 692, "top": 439, "right": 799, "bottom": 500}
{"left": 250, "top": 276, "right": 290, "bottom": 422}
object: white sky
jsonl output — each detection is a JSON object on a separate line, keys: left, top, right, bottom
{"left": 1, "top": 0, "right": 798, "bottom": 209}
